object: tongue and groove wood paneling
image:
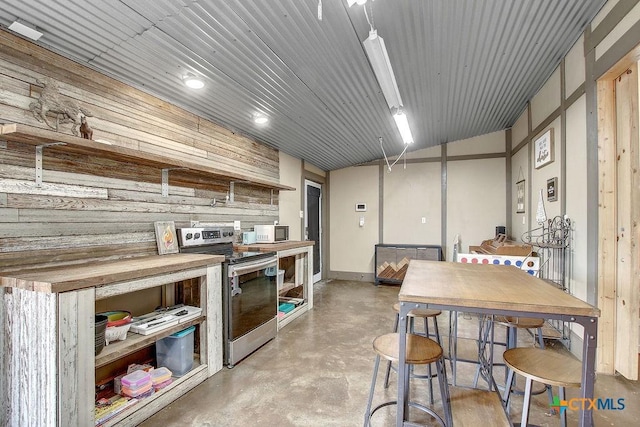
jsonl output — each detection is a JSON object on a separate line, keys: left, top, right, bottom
{"left": 0, "top": 30, "right": 281, "bottom": 270}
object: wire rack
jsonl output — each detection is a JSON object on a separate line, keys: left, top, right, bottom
{"left": 521, "top": 216, "right": 572, "bottom": 343}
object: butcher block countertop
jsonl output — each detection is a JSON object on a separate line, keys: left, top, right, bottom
{"left": 235, "top": 240, "right": 315, "bottom": 252}
{"left": 0, "top": 253, "right": 224, "bottom": 293}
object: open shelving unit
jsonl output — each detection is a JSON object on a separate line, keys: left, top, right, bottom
{"left": 0, "top": 123, "right": 295, "bottom": 193}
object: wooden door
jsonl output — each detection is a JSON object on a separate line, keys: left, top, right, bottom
{"left": 614, "top": 63, "right": 639, "bottom": 380}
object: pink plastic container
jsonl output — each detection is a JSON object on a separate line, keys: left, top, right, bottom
{"left": 121, "top": 370, "right": 151, "bottom": 389}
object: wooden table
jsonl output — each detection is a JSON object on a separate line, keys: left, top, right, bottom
{"left": 396, "top": 260, "right": 600, "bottom": 427}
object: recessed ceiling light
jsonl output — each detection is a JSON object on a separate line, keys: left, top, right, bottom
{"left": 182, "top": 74, "right": 204, "bottom": 89}
{"left": 8, "top": 19, "right": 43, "bottom": 41}
{"left": 254, "top": 114, "right": 269, "bottom": 125}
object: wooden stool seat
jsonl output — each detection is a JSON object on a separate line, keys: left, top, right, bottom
{"left": 374, "top": 333, "right": 443, "bottom": 365}
{"left": 503, "top": 348, "right": 582, "bottom": 427}
{"left": 503, "top": 348, "right": 582, "bottom": 388}
{"left": 393, "top": 302, "right": 441, "bottom": 318}
{"left": 495, "top": 316, "right": 545, "bottom": 329}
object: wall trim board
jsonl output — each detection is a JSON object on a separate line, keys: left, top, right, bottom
{"left": 299, "top": 160, "right": 305, "bottom": 241}
{"left": 531, "top": 106, "right": 562, "bottom": 138}
{"left": 566, "top": 83, "right": 586, "bottom": 108}
{"left": 441, "top": 144, "right": 447, "bottom": 255}
{"left": 324, "top": 173, "right": 330, "bottom": 280}
{"left": 587, "top": 0, "right": 640, "bottom": 52}
{"left": 594, "top": 20, "right": 640, "bottom": 79}
{"left": 511, "top": 137, "right": 529, "bottom": 156}
{"left": 357, "top": 155, "right": 440, "bottom": 167}
{"left": 360, "top": 150, "right": 507, "bottom": 167}
{"left": 527, "top": 102, "right": 533, "bottom": 229}
{"left": 506, "top": 128, "right": 512, "bottom": 234}
{"left": 379, "top": 161, "right": 384, "bottom": 244}
{"left": 560, "top": 58, "right": 567, "bottom": 215}
{"left": 584, "top": 26, "right": 600, "bottom": 310}
{"left": 446, "top": 152, "right": 506, "bottom": 162}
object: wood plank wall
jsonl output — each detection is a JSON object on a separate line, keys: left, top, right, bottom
{"left": 0, "top": 30, "right": 280, "bottom": 271}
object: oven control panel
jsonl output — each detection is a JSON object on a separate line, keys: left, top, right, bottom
{"left": 177, "top": 227, "right": 234, "bottom": 247}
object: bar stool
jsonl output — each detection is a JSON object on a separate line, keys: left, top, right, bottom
{"left": 474, "top": 316, "right": 550, "bottom": 391}
{"left": 503, "top": 348, "right": 582, "bottom": 427}
{"left": 364, "top": 333, "right": 452, "bottom": 427}
{"left": 384, "top": 303, "right": 442, "bottom": 404}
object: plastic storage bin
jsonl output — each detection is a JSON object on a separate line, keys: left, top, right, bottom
{"left": 121, "top": 370, "right": 151, "bottom": 389}
{"left": 277, "top": 269, "right": 285, "bottom": 290}
{"left": 155, "top": 325, "right": 195, "bottom": 377}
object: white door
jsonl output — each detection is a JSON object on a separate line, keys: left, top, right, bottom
{"left": 305, "top": 180, "right": 322, "bottom": 283}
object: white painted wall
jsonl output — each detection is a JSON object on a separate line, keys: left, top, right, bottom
{"left": 565, "top": 95, "right": 588, "bottom": 339}
{"left": 512, "top": 108, "right": 529, "bottom": 147}
{"left": 531, "top": 67, "right": 561, "bottom": 129}
{"left": 329, "top": 165, "right": 379, "bottom": 274}
{"left": 383, "top": 162, "right": 441, "bottom": 245}
{"left": 448, "top": 130, "right": 505, "bottom": 156}
{"left": 447, "top": 158, "right": 506, "bottom": 255}
{"left": 565, "top": 34, "right": 586, "bottom": 96}
{"left": 279, "top": 151, "right": 303, "bottom": 240}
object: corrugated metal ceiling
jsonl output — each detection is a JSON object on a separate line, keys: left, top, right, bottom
{"left": 0, "top": 0, "right": 605, "bottom": 171}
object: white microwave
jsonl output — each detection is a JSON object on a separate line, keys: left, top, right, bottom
{"left": 254, "top": 225, "right": 289, "bottom": 243}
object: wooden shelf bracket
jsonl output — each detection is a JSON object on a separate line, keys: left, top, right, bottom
{"left": 35, "top": 142, "right": 66, "bottom": 186}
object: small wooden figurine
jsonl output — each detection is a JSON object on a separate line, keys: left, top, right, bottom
{"left": 79, "top": 115, "right": 93, "bottom": 140}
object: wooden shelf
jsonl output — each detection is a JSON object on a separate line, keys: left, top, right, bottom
{"left": 100, "top": 360, "right": 207, "bottom": 427}
{"left": 0, "top": 123, "right": 294, "bottom": 191}
{"left": 279, "top": 282, "right": 296, "bottom": 295}
{"left": 95, "top": 317, "right": 205, "bottom": 369}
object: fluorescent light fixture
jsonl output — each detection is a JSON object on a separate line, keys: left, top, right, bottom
{"left": 347, "top": 0, "right": 368, "bottom": 6}
{"left": 254, "top": 114, "right": 269, "bottom": 125}
{"left": 8, "top": 19, "right": 43, "bottom": 41}
{"left": 362, "top": 29, "right": 402, "bottom": 110}
{"left": 393, "top": 109, "right": 413, "bottom": 144}
{"left": 182, "top": 73, "right": 204, "bottom": 89}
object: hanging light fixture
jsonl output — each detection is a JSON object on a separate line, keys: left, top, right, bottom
{"left": 362, "top": 27, "right": 414, "bottom": 145}
{"left": 182, "top": 73, "right": 204, "bottom": 89}
{"left": 362, "top": 29, "right": 402, "bottom": 110}
{"left": 392, "top": 108, "right": 413, "bottom": 144}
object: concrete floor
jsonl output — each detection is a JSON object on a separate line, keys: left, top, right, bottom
{"left": 141, "top": 280, "right": 639, "bottom": 426}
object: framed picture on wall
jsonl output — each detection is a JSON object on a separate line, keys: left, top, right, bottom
{"left": 547, "top": 177, "right": 558, "bottom": 202}
{"left": 516, "top": 179, "right": 526, "bottom": 213}
{"left": 534, "top": 128, "right": 554, "bottom": 169}
{"left": 154, "top": 221, "right": 179, "bottom": 255}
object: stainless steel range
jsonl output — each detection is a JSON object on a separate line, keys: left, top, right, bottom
{"left": 177, "top": 226, "right": 278, "bottom": 367}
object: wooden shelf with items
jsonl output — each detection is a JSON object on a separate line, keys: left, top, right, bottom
{"left": 95, "top": 316, "right": 205, "bottom": 369}
{"left": 99, "top": 359, "right": 207, "bottom": 427}
{"left": 0, "top": 123, "right": 295, "bottom": 192}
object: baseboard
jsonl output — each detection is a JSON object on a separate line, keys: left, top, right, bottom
{"left": 327, "top": 271, "right": 375, "bottom": 282}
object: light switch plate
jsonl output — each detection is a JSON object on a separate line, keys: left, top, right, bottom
{"left": 234, "top": 220, "right": 241, "bottom": 231}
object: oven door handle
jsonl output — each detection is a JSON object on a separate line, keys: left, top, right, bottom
{"left": 229, "top": 257, "right": 277, "bottom": 276}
